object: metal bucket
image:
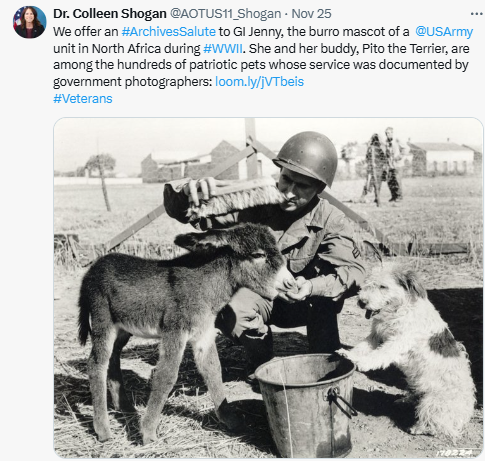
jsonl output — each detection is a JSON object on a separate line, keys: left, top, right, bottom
{"left": 254, "top": 354, "right": 357, "bottom": 458}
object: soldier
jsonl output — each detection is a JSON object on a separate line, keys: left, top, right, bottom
{"left": 383, "top": 127, "right": 405, "bottom": 202}
{"left": 360, "top": 133, "right": 386, "bottom": 205}
{"left": 164, "top": 132, "right": 366, "bottom": 381}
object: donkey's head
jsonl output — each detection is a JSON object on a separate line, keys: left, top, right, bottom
{"left": 175, "top": 223, "right": 294, "bottom": 299}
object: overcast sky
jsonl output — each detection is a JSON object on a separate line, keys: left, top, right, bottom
{"left": 54, "top": 118, "right": 483, "bottom": 174}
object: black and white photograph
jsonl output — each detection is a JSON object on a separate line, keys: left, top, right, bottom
{"left": 54, "top": 118, "right": 483, "bottom": 458}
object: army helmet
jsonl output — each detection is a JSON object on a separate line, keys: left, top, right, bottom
{"left": 273, "top": 131, "right": 338, "bottom": 187}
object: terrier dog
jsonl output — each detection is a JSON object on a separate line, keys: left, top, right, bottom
{"left": 337, "top": 264, "right": 476, "bottom": 439}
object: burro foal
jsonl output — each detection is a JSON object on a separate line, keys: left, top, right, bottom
{"left": 78, "top": 223, "right": 293, "bottom": 445}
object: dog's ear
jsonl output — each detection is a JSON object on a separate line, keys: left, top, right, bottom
{"left": 395, "top": 268, "right": 428, "bottom": 301}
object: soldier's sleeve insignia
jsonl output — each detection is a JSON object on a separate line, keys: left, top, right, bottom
{"left": 352, "top": 246, "right": 361, "bottom": 258}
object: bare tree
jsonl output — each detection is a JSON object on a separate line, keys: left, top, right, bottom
{"left": 86, "top": 154, "right": 116, "bottom": 212}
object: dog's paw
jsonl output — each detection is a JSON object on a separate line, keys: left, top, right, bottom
{"left": 394, "top": 394, "right": 417, "bottom": 405}
{"left": 408, "top": 424, "right": 435, "bottom": 436}
{"left": 355, "top": 360, "right": 372, "bottom": 372}
{"left": 335, "top": 348, "right": 351, "bottom": 359}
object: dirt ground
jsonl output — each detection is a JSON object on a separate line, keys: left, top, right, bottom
{"left": 54, "top": 254, "right": 483, "bottom": 458}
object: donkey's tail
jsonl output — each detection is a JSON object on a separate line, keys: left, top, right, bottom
{"left": 78, "top": 279, "right": 92, "bottom": 346}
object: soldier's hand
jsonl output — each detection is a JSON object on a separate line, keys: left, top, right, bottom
{"left": 284, "top": 276, "right": 313, "bottom": 302}
{"left": 276, "top": 277, "right": 297, "bottom": 303}
{"left": 182, "top": 177, "right": 229, "bottom": 206}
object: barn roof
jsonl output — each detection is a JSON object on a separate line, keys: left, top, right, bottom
{"left": 209, "top": 140, "right": 240, "bottom": 154}
{"left": 147, "top": 138, "right": 284, "bottom": 167}
{"left": 153, "top": 141, "right": 239, "bottom": 166}
{"left": 409, "top": 142, "right": 473, "bottom": 152}
{"left": 167, "top": 151, "right": 209, "bottom": 164}
{"left": 462, "top": 144, "right": 483, "bottom": 154}
{"left": 147, "top": 152, "right": 199, "bottom": 165}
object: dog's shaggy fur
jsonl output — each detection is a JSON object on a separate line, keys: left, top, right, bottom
{"left": 337, "top": 264, "right": 476, "bottom": 439}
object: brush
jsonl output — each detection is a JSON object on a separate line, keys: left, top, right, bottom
{"left": 187, "top": 177, "right": 285, "bottom": 221}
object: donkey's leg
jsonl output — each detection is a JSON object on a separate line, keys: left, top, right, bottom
{"left": 141, "top": 331, "right": 188, "bottom": 445}
{"left": 107, "top": 329, "right": 135, "bottom": 413}
{"left": 87, "top": 324, "right": 117, "bottom": 442}
{"left": 192, "top": 329, "right": 244, "bottom": 431}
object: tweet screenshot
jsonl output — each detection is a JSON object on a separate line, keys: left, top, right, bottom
{"left": 4, "top": 0, "right": 484, "bottom": 459}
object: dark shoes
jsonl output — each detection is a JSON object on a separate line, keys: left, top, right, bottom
{"left": 244, "top": 357, "right": 276, "bottom": 386}
{"left": 245, "top": 371, "right": 258, "bottom": 386}
{"left": 244, "top": 362, "right": 259, "bottom": 385}
{"left": 245, "top": 364, "right": 261, "bottom": 388}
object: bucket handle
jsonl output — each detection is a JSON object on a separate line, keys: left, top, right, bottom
{"left": 326, "top": 387, "right": 358, "bottom": 418}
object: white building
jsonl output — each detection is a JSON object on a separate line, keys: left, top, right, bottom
{"left": 409, "top": 142, "right": 474, "bottom": 176}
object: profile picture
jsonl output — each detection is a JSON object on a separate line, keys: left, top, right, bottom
{"left": 13, "top": 6, "right": 46, "bottom": 38}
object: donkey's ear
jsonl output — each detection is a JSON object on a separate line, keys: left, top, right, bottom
{"left": 174, "top": 233, "right": 201, "bottom": 251}
{"left": 174, "top": 230, "right": 228, "bottom": 252}
{"left": 395, "top": 268, "right": 427, "bottom": 301}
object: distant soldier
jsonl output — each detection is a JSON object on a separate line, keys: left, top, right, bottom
{"left": 360, "top": 133, "right": 386, "bottom": 205}
{"left": 383, "top": 127, "right": 406, "bottom": 202}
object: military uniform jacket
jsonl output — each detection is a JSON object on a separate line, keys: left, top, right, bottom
{"left": 383, "top": 137, "right": 406, "bottom": 169}
{"left": 164, "top": 180, "right": 366, "bottom": 302}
